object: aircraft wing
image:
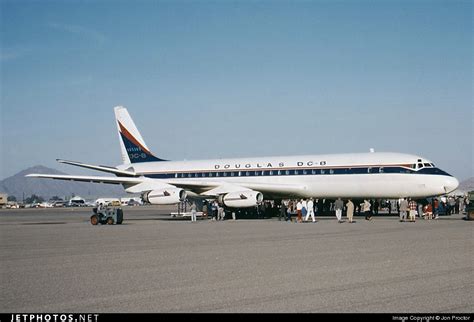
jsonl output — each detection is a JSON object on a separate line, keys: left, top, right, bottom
{"left": 26, "top": 174, "right": 307, "bottom": 197}
{"left": 25, "top": 174, "right": 178, "bottom": 194}
{"left": 25, "top": 174, "right": 144, "bottom": 185}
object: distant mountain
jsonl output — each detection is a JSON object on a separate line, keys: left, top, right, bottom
{"left": 0, "top": 165, "right": 127, "bottom": 201}
{"left": 458, "top": 177, "right": 474, "bottom": 193}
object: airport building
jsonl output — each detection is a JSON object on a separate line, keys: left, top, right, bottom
{"left": 0, "top": 193, "right": 7, "bottom": 206}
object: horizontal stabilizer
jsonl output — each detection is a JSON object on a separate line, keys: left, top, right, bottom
{"left": 57, "top": 159, "right": 137, "bottom": 177}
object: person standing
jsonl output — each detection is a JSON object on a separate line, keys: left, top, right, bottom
{"left": 305, "top": 198, "right": 316, "bottom": 222}
{"left": 211, "top": 201, "right": 218, "bottom": 221}
{"left": 373, "top": 199, "right": 380, "bottom": 215}
{"left": 296, "top": 200, "right": 303, "bottom": 223}
{"left": 458, "top": 197, "right": 465, "bottom": 215}
{"left": 301, "top": 199, "right": 308, "bottom": 220}
{"left": 417, "top": 202, "right": 424, "bottom": 219}
{"left": 433, "top": 198, "right": 439, "bottom": 219}
{"left": 408, "top": 198, "right": 417, "bottom": 222}
{"left": 279, "top": 200, "right": 287, "bottom": 221}
{"left": 361, "top": 199, "right": 372, "bottom": 220}
{"left": 464, "top": 195, "right": 470, "bottom": 213}
{"left": 218, "top": 205, "right": 225, "bottom": 221}
{"left": 286, "top": 200, "right": 294, "bottom": 222}
{"left": 346, "top": 199, "right": 355, "bottom": 223}
{"left": 335, "top": 198, "right": 344, "bottom": 223}
{"left": 202, "top": 202, "right": 208, "bottom": 218}
{"left": 317, "top": 199, "right": 324, "bottom": 216}
{"left": 399, "top": 198, "right": 409, "bottom": 222}
{"left": 190, "top": 202, "right": 197, "bottom": 222}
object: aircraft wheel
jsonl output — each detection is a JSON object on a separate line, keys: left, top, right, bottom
{"left": 90, "top": 215, "right": 99, "bottom": 225}
{"left": 106, "top": 217, "right": 114, "bottom": 225}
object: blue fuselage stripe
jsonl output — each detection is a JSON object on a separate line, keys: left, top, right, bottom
{"left": 136, "top": 166, "right": 452, "bottom": 179}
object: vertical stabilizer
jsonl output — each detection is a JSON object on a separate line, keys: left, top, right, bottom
{"left": 114, "top": 106, "right": 166, "bottom": 164}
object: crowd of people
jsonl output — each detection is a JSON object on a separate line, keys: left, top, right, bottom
{"left": 276, "top": 195, "right": 470, "bottom": 223}
{"left": 187, "top": 195, "right": 470, "bottom": 222}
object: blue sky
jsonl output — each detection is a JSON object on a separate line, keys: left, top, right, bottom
{"left": 1, "top": 0, "right": 472, "bottom": 181}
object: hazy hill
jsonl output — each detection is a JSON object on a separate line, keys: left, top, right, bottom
{"left": 0, "top": 165, "right": 127, "bottom": 201}
{"left": 458, "top": 177, "right": 474, "bottom": 193}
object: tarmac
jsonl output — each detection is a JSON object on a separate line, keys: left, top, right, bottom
{"left": 0, "top": 206, "right": 472, "bottom": 313}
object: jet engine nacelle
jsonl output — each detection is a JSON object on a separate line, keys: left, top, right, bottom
{"left": 219, "top": 190, "right": 263, "bottom": 208}
{"left": 143, "top": 188, "right": 187, "bottom": 205}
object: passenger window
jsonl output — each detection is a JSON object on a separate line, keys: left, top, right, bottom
{"left": 285, "top": 170, "right": 290, "bottom": 175}
{"left": 321, "top": 169, "right": 325, "bottom": 174}
{"left": 379, "top": 167, "right": 384, "bottom": 173}
{"left": 329, "top": 169, "right": 334, "bottom": 174}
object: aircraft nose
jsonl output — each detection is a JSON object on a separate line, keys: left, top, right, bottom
{"left": 443, "top": 176, "right": 459, "bottom": 194}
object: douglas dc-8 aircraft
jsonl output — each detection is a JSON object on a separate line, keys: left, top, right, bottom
{"left": 27, "top": 106, "right": 459, "bottom": 208}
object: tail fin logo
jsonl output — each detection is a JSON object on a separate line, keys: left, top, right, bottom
{"left": 118, "top": 121, "right": 166, "bottom": 163}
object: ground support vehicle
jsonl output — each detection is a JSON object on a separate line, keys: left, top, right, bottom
{"left": 90, "top": 207, "right": 123, "bottom": 225}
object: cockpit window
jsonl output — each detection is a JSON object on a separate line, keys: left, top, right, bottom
{"left": 423, "top": 163, "right": 431, "bottom": 167}
{"left": 430, "top": 163, "right": 435, "bottom": 167}
{"left": 417, "top": 163, "right": 423, "bottom": 169}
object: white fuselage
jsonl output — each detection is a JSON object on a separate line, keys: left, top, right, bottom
{"left": 118, "top": 152, "right": 459, "bottom": 199}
